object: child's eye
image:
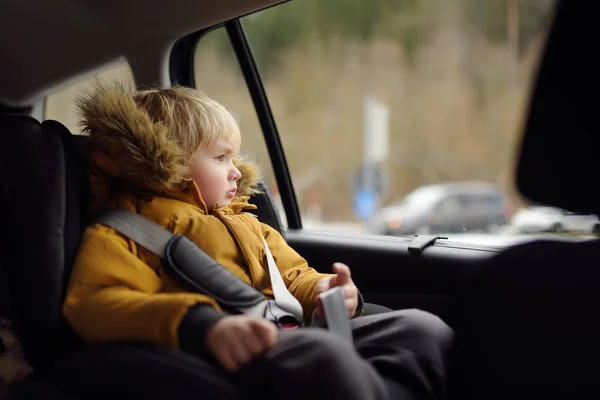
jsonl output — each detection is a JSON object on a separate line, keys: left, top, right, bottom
{"left": 214, "top": 155, "right": 225, "bottom": 162}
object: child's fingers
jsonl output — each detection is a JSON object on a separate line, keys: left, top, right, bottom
{"left": 332, "top": 263, "right": 351, "bottom": 284}
{"left": 242, "top": 329, "right": 265, "bottom": 357}
{"left": 220, "top": 334, "right": 247, "bottom": 371}
{"left": 345, "top": 297, "right": 358, "bottom": 317}
{"left": 230, "top": 322, "right": 270, "bottom": 370}
{"left": 218, "top": 351, "right": 237, "bottom": 372}
{"left": 252, "top": 319, "right": 278, "bottom": 350}
{"left": 213, "top": 317, "right": 274, "bottom": 371}
{"left": 232, "top": 346, "right": 252, "bottom": 371}
{"left": 342, "top": 283, "right": 357, "bottom": 299}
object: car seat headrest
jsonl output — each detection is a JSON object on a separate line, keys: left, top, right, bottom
{"left": 516, "top": 0, "right": 600, "bottom": 215}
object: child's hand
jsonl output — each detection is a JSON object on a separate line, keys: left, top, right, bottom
{"left": 205, "top": 315, "right": 277, "bottom": 372}
{"left": 315, "top": 262, "right": 359, "bottom": 317}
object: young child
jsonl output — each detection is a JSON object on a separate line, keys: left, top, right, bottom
{"left": 63, "top": 84, "right": 453, "bottom": 400}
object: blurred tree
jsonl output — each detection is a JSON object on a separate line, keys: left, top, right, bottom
{"left": 204, "top": 0, "right": 556, "bottom": 74}
{"left": 242, "top": 0, "right": 427, "bottom": 74}
{"left": 465, "top": 0, "right": 556, "bottom": 52}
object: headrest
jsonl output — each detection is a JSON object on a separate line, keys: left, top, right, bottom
{"left": 516, "top": 0, "right": 600, "bottom": 215}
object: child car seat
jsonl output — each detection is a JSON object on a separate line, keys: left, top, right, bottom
{"left": 0, "top": 114, "right": 391, "bottom": 398}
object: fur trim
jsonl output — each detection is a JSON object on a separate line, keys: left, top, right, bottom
{"left": 78, "top": 83, "right": 261, "bottom": 197}
{"left": 235, "top": 156, "right": 263, "bottom": 196}
{"left": 78, "top": 83, "right": 187, "bottom": 192}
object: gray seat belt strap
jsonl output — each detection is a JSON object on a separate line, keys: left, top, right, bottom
{"left": 96, "top": 209, "right": 172, "bottom": 257}
{"left": 97, "top": 210, "right": 268, "bottom": 319}
{"left": 97, "top": 209, "right": 352, "bottom": 343}
{"left": 96, "top": 210, "right": 303, "bottom": 320}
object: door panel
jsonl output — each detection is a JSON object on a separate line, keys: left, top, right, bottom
{"left": 286, "top": 230, "right": 500, "bottom": 316}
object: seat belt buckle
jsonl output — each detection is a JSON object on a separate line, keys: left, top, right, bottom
{"left": 277, "top": 317, "right": 302, "bottom": 331}
{"left": 263, "top": 300, "right": 303, "bottom": 330}
{"left": 320, "top": 287, "right": 353, "bottom": 344}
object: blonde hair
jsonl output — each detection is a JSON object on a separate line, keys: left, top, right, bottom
{"left": 77, "top": 82, "right": 262, "bottom": 198}
{"left": 132, "top": 86, "right": 240, "bottom": 160}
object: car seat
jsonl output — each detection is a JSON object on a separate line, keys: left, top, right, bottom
{"left": 1, "top": 114, "right": 252, "bottom": 399}
{"left": 0, "top": 113, "right": 390, "bottom": 398}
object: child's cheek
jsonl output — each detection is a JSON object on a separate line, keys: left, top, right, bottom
{"left": 206, "top": 172, "right": 224, "bottom": 201}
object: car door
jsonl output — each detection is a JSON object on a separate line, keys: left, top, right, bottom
{"left": 561, "top": 211, "right": 578, "bottom": 231}
{"left": 171, "top": 0, "right": 559, "bottom": 317}
{"left": 466, "top": 194, "right": 498, "bottom": 231}
{"left": 563, "top": 211, "right": 594, "bottom": 233}
{"left": 430, "top": 195, "right": 464, "bottom": 234}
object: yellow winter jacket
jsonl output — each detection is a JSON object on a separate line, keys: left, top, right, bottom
{"left": 62, "top": 86, "right": 331, "bottom": 351}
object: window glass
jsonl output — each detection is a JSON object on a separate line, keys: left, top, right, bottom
{"left": 240, "top": 0, "right": 573, "bottom": 238}
{"left": 44, "top": 60, "right": 135, "bottom": 134}
{"left": 437, "top": 196, "right": 464, "bottom": 215}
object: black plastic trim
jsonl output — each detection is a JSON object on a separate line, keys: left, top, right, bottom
{"left": 408, "top": 235, "right": 448, "bottom": 254}
{"left": 225, "top": 19, "right": 302, "bottom": 229}
{"left": 169, "top": 26, "right": 222, "bottom": 88}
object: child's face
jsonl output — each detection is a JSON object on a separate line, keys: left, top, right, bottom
{"left": 188, "top": 138, "right": 241, "bottom": 209}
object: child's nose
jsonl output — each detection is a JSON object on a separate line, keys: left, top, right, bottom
{"left": 231, "top": 166, "right": 241, "bottom": 182}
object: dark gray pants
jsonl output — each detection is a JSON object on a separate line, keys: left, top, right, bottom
{"left": 237, "top": 309, "right": 453, "bottom": 400}
{"left": 48, "top": 309, "right": 452, "bottom": 400}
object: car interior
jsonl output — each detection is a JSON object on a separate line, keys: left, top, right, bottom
{"left": 1, "top": 0, "right": 598, "bottom": 398}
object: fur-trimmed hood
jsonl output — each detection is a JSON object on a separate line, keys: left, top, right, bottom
{"left": 77, "top": 84, "right": 261, "bottom": 213}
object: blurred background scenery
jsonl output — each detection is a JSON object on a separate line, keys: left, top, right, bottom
{"left": 47, "top": 0, "right": 595, "bottom": 242}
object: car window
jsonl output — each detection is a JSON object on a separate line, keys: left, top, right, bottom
{"left": 466, "top": 194, "right": 498, "bottom": 212}
{"left": 398, "top": 186, "right": 442, "bottom": 209}
{"left": 436, "top": 196, "right": 464, "bottom": 215}
{"left": 44, "top": 60, "right": 135, "bottom": 134}
{"left": 239, "top": 0, "right": 572, "bottom": 239}
{"left": 531, "top": 206, "right": 560, "bottom": 214}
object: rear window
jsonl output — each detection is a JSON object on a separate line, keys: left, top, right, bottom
{"left": 44, "top": 60, "right": 135, "bottom": 134}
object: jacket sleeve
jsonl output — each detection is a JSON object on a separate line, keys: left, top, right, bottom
{"left": 63, "top": 223, "right": 225, "bottom": 350}
{"left": 261, "top": 223, "right": 333, "bottom": 321}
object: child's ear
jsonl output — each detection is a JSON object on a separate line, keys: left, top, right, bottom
{"left": 181, "top": 164, "right": 193, "bottom": 180}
